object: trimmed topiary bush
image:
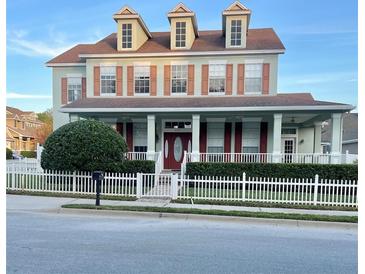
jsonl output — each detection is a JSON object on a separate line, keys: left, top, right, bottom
{"left": 6, "top": 148, "right": 12, "bottom": 159}
{"left": 20, "top": 151, "right": 37, "bottom": 158}
{"left": 186, "top": 162, "right": 358, "bottom": 180}
{"left": 41, "top": 120, "right": 128, "bottom": 171}
{"left": 89, "top": 160, "right": 155, "bottom": 174}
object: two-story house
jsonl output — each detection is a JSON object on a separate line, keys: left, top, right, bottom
{"left": 46, "top": 1, "right": 353, "bottom": 170}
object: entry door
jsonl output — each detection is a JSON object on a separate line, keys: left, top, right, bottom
{"left": 164, "top": 132, "right": 192, "bottom": 170}
{"left": 281, "top": 138, "right": 296, "bottom": 163}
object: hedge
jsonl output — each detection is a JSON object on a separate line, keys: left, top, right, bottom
{"left": 20, "top": 151, "right": 37, "bottom": 158}
{"left": 90, "top": 160, "right": 155, "bottom": 174}
{"left": 6, "top": 148, "right": 12, "bottom": 159}
{"left": 186, "top": 162, "right": 358, "bottom": 180}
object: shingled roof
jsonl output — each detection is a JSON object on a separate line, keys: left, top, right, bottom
{"left": 47, "top": 28, "right": 285, "bottom": 64}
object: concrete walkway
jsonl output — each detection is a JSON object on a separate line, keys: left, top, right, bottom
{"left": 7, "top": 194, "right": 357, "bottom": 217}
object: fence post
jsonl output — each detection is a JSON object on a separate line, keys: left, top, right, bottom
{"left": 136, "top": 173, "right": 142, "bottom": 198}
{"left": 72, "top": 171, "right": 76, "bottom": 193}
{"left": 242, "top": 172, "right": 246, "bottom": 201}
{"left": 313, "top": 174, "right": 319, "bottom": 205}
{"left": 171, "top": 173, "right": 178, "bottom": 199}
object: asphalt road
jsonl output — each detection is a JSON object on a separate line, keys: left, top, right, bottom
{"left": 7, "top": 195, "right": 358, "bottom": 274}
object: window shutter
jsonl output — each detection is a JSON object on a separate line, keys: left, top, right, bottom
{"left": 94, "top": 66, "right": 100, "bottom": 96}
{"left": 150, "top": 65, "right": 157, "bottom": 96}
{"left": 164, "top": 65, "right": 171, "bottom": 96}
{"left": 116, "top": 66, "right": 123, "bottom": 96}
{"left": 81, "top": 77, "right": 86, "bottom": 99}
{"left": 61, "top": 78, "right": 67, "bottom": 104}
{"left": 234, "top": 122, "right": 242, "bottom": 153}
{"left": 262, "top": 63, "right": 270, "bottom": 95}
{"left": 201, "top": 64, "right": 209, "bottom": 95}
{"left": 260, "top": 122, "right": 268, "bottom": 153}
{"left": 188, "top": 64, "right": 194, "bottom": 96}
{"left": 126, "top": 122, "right": 133, "bottom": 151}
{"left": 199, "top": 122, "right": 207, "bottom": 153}
{"left": 127, "top": 66, "right": 134, "bottom": 96}
{"left": 226, "top": 64, "right": 233, "bottom": 95}
{"left": 224, "top": 122, "right": 232, "bottom": 153}
{"left": 237, "top": 64, "right": 245, "bottom": 95}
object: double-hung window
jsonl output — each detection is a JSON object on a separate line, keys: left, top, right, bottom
{"left": 245, "top": 64, "right": 262, "bottom": 93}
{"left": 175, "top": 22, "right": 186, "bottom": 48}
{"left": 230, "top": 20, "right": 242, "bottom": 46}
{"left": 242, "top": 122, "right": 260, "bottom": 153}
{"left": 171, "top": 65, "right": 187, "bottom": 94}
{"left": 209, "top": 64, "right": 226, "bottom": 94}
{"left": 122, "top": 23, "right": 132, "bottom": 49}
{"left": 133, "top": 123, "right": 147, "bottom": 152}
{"left": 134, "top": 66, "right": 150, "bottom": 95}
{"left": 67, "top": 77, "right": 82, "bottom": 103}
{"left": 100, "top": 66, "right": 116, "bottom": 95}
{"left": 207, "top": 123, "right": 224, "bottom": 153}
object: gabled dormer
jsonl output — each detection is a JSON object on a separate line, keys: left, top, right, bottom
{"left": 222, "top": 1, "right": 251, "bottom": 48}
{"left": 167, "top": 3, "right": 199, "bottom": 50}
{"left": 113, "top": 6, "right": 152, "bottom": 51}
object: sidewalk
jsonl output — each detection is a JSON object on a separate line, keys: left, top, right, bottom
{"left": 7, "top": 194, "right": 357, "bottom": 217}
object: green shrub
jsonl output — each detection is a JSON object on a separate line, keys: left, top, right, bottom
{"left": 186, "top": 162, "right": 358, "bottom": 180}
{"left": 94, "top": 160, "right": 155, "bottom": 174}
{"left": 20, "top": 151, "right": 37, "bottom": 158}
{"left": 6, "top": 148, "right": 12, "bottom": 159}
{"left": 41, "top": 120, "right": 128, "bottom": 171}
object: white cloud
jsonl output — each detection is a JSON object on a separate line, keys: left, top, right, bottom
{"left": 7, "top": 92, "right": 51, "bottom": 99}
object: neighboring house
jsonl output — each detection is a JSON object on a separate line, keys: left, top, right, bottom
{"left": 6, "top": 106, "right": 44, "bottom": 152}
{"left": 46, "top": 1, "right": 354, "bottom": 170}
{"left": 321, "top": 113, "right": 358, "bottom": 154}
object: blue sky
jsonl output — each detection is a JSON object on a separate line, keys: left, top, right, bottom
{"left": 6, "top": 0, "right": 358, "bottom": 112}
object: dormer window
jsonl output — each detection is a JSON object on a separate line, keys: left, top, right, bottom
{"left": 230, "top": 20, "right": 242, "bottom": 46}
{"left": 122, "top": 23, "right": 132, "bottom": 49}
{"left": 175, "top": 22, "right": 186, "bottom": 48}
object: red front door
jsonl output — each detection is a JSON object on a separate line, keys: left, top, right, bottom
{"left": 164, "top": 132, "right": 192, "bottom": 170}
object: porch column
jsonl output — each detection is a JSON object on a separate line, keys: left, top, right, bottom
{"left": 192, "top": 114, "right": 200, "bottom": 162}
{"left": 147, "top": 114, "right": 156, "bottom": 161}
{"left": 313, "top": 122, "right": 322, "bottom": 153}
{"left": 331, "top": 113, "right": 343, "bottom": 164}
{"left": 272, "top": 113, "right": 282, "bottom": 163}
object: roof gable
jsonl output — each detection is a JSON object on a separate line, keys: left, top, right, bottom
{"left": 169, "top": 3, "right": 193, "bottom": 13}
{"left": 225, "top": 1, "right": 250, "bottom": 12}
{"left": 114, "top": 6, "right": 138, "bottom": 16}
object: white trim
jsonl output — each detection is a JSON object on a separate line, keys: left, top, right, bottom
{"left": 100, "top": 63, "right": 117, "bottom": 67}
{"left": 162, "top": 119, "right": 192, "bottom": 133}
{"left": 206, "top": 118, "right": 226, "bottom": 122}
{"left": 78, "top": 49, "right": 285, "bottom": 59}
{"left": 342, "top": 139, "right": 358, "bottom": 145}
{"left": 244, "top": 59, "right": 264, "bottom": 64}
{"left": 60, "top": 104, "right": 354, "bottom": 113}
{"left": 46, "top": 63, "right": 86, "bottom": 67}
{"left": 170, "top": 60, "right": 189, "bottom": 65}
{"left": 66, "top": 73, "right": 82, "bottom": 78}
{"left": 133, "top": 61, "right": 151, "bottom": 66}
{"left": 209, "top": 60, "right": 227, "bottom": 65}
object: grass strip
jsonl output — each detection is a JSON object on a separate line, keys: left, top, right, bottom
{"left": 172, "top": 198, "right": 357, "bottom": 211}
{"left": 6, "top": 190, "right": 137, "bottom": 201}
{"left": 61, "top": 204, "right": 358, "bottom": 223}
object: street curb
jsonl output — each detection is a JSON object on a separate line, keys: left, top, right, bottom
{"left": 59, "top": 207, "right": 358, "bottom": 230}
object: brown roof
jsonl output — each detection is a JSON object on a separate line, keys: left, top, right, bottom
{"left": 7, "top": 125, "right": 37, "bottom": 138}
{"left": 61, "top": 93, "right": 351, "bottom": 111}
{"left": 6, "top": 106, "right": 43, "bottom": 124}
{"left": 47, "top": 28, "right": 285, "bottom": 64}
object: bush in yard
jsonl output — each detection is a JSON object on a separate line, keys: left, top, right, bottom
{"left": 92, "top": 160, "right": 155, "bottom": 174}
{"left": 186, "top": 162, "right": 358, "bottom": 180}
{"left": 6, "top": 148, "right": 12, "bottom": 159}
{"left": 20, "top": 151, "right": 37, "bottom": 158}
{"left": 41, "top": 120, "right": 128, "bottom": 171}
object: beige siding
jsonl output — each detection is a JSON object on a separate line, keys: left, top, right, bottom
{"left": 298, "top": 127, "right": 315, "bottom": 153}
{"left": 116, "top": 19, "right": 148, "bottom": 51}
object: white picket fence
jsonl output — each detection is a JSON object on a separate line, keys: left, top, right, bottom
{"left": 6, "top": 159, "right": 41, "bottom": 172}
{"left": 6, "top": 167, "right": 358, "bottom": 207}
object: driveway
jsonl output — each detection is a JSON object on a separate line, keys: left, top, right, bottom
{"left": 7, "top": 195, "right": 357, "bottom": 274}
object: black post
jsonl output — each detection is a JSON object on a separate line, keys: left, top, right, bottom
{"left": 92, "top": 171, "right": 104, "bottom": 207}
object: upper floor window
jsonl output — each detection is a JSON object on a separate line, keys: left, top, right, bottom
{"left": 67, "top": 77, "right": 82, "bottom": 103}
{"left": 245, "top": 64, "right": 262, "bottom": 93}
{"left": 122, "top": 23, "right": 132, "bottom": 49}
{"left": 100, "top": 66, "right": 116, "bottom": 95}
{"left": 230, "top": 20, "right": 242, "bottom": 46}
{"left": 134, "top": 66, "right": 150, "bottom": 95}
{"left": 175, "top": 22, "right": 186, "bottom": 48}
{"left": 242, "top": 122, "right": 260, "bottom": 153}
{"left": 171, "top": 65, "right": 187, "bottom": 94}
{"left": 209, "top": 64, "right": 226, "bottom": 94}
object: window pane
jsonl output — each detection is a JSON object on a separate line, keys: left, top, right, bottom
{"left": 171, "top": 65, "right": 188, "bottom": 93}
{"left": 175, "top": 22, "right": 186, "bottom": 48}
{"left": 100, "top": 67, "right": 116, "bottom": 94}
{"left": 134, "top": 66, "right": 150, "bottom": 94}
{"left": 242, "top": 122, "right": 260, "bottom": 153}
{"left": 230, "top": 20, "right": 242, "bottom": 46}
{"left": 244, "top": 64, "right": 262, "bottom": 93}
{"left": 122, "top": 24, "right": 132, "bottom": 49}
{"left": 209, "top": 64, "right": 226, "bottom": 93}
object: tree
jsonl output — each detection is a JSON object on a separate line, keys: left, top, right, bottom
{"left": 36, "top": 109, "right": 53, "bottom": 145}
{"left": 41, "top": 120, "right": 128, "bottom": 171}
{"left": 6, "top": 148, "right": 12, "bottom": 159}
